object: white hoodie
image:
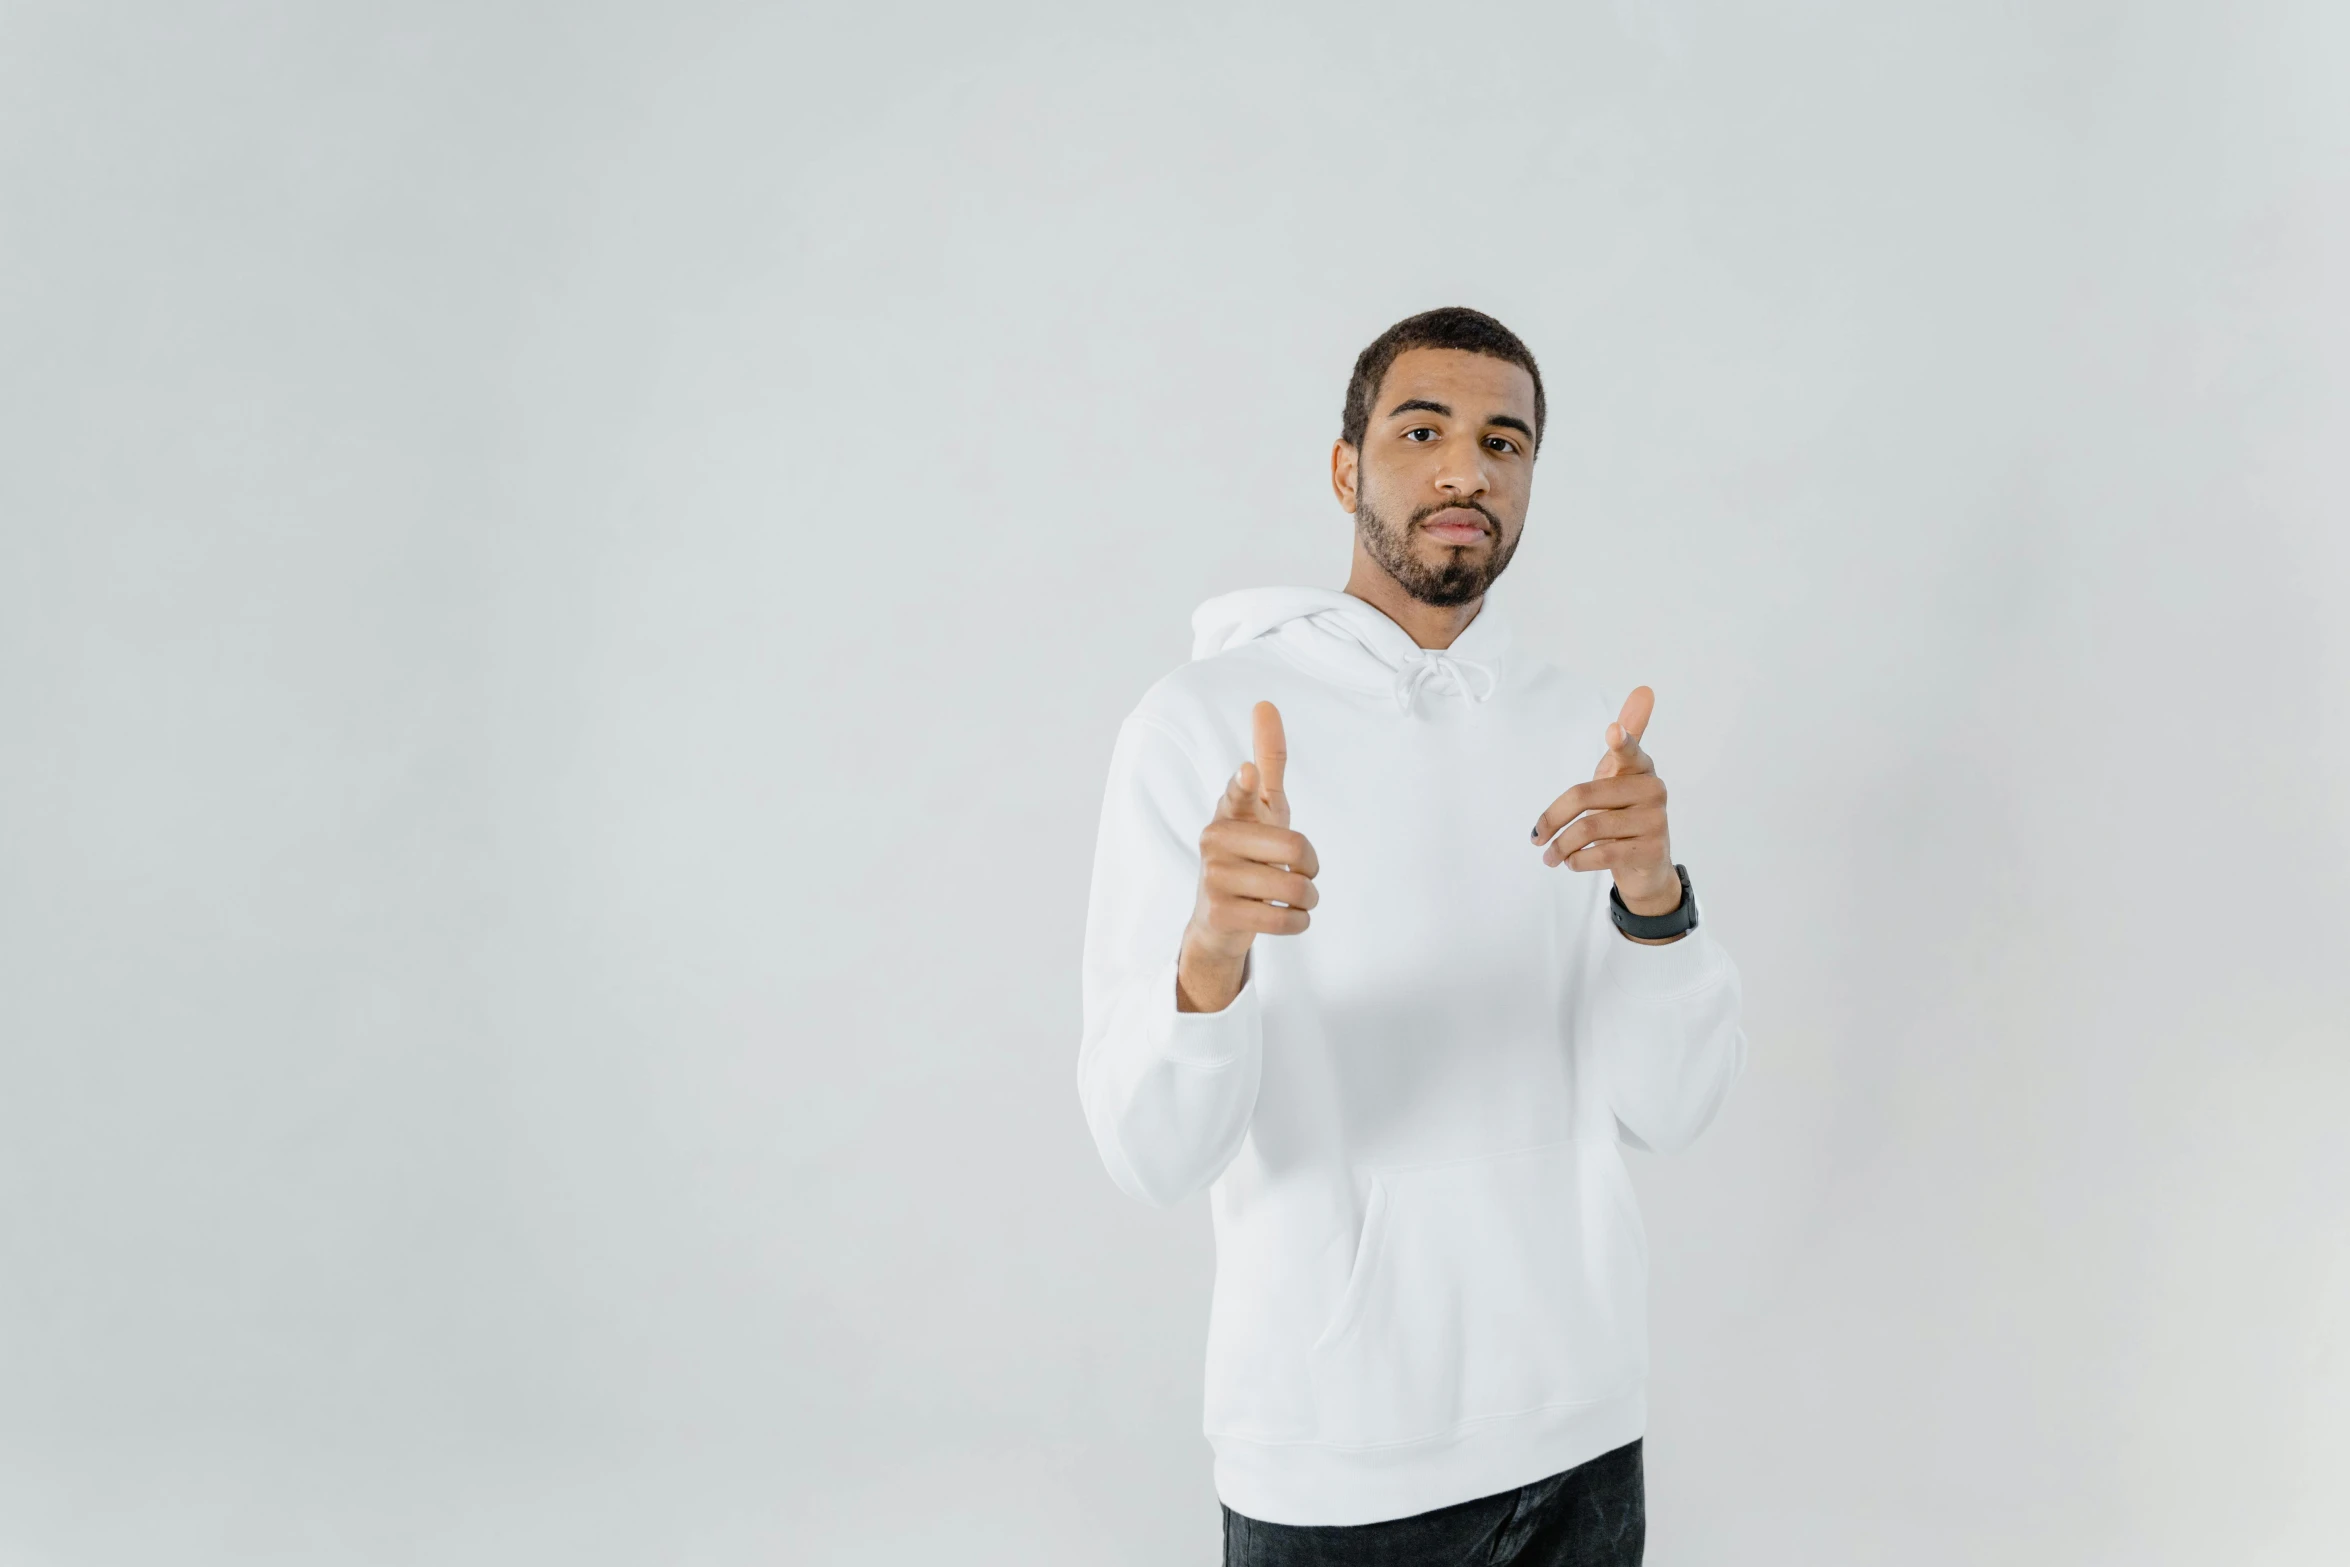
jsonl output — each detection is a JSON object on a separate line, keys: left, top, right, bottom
{"left": 1076, "top": 586, "right": 1747, "bottom": 1528}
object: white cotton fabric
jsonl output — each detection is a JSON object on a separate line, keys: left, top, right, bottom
{"left": 1077, "top": 586, "right": 1749, "bottom": 1527}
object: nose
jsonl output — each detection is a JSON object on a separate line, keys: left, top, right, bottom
{"left": 1432, "top": 446, "right": 1490, "bottom": 501}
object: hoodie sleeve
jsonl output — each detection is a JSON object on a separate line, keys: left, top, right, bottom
{"left": 1589, "top": 914, "right": 1748, "bottom": 1156}
{"left": 1076, "top": 712, "right": 1265, "bottom": 1208}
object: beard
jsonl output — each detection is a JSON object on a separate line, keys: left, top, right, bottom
{"left": 1354, "top": 489, "right": 1521, "bottom": 607}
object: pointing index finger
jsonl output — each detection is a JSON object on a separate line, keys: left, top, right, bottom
{"left": 1597, "top": 685, "right": 1656, "bottom": 779}
{"left": 1613, "top": 685, "right": 1655, "bottom": 747}
{"left": 1252, "top": 701, "right": 1287, "bottom": 803}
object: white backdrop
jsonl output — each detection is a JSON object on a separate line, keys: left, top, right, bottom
{"left": 3, "top": 3, "right": 2346, "bottom": 1563}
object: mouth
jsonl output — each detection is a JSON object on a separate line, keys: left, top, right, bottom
{"left": 1418, "top": 508, "right": 1492, "bottom": 547}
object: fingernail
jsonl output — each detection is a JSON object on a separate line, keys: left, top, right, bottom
{"left": 1530, "top": 822, "right": 1541, "bottom": 843}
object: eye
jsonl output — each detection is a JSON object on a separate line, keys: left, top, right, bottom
{"left": 1485, "top": 435, "right": 1520, "bottom": 454}
{"left": 1403, "top": 426, "right": 1437, "bottom": 442}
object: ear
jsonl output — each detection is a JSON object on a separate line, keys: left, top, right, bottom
{"left": 1331, "top": 438, "right": 1360, "bottom": 513}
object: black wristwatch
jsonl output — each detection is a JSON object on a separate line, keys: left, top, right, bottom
{"left": 1609, "top": 863, "right": 1699, "bottom": 941}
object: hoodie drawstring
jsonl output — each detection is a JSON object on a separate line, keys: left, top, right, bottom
{"left": 1394, "top": 648, "right": 1498, "bottom": 716}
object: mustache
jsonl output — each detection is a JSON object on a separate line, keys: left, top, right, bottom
{"left": 1408, "top": 499, "right": 1501, "bottom": 534}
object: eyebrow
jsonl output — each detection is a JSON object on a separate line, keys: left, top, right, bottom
{"left": 1386, "top": 398, "right": 1536, "bottom": 441}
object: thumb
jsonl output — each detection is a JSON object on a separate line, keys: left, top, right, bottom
{"left": 1217, "top": 760, "right": 1262, "bottom": 821}
{"left": 1252, "top": 701, "right": 1288, "bottom": 808}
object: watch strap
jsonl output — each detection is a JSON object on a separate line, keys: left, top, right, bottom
{"left": 1609, "top": 863, "right": 1698, "bottom": 940}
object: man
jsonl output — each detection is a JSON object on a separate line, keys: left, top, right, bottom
{"left": 1077, "top": 307, "right": 1747, "bottom": 1565}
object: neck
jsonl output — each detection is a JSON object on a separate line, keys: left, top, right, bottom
{"left": 1342, "top": 537, "right": 1483, "bottom": 650}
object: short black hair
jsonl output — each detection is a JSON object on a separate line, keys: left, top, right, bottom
{"left": 1340, "top": 306, "right": 1546, "bottom": 455}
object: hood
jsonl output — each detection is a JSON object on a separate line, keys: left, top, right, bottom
{"left": 1189, "top": 586, "right": 1516, "bottom": 716}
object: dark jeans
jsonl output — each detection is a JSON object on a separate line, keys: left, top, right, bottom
{"left": 1220, "top": 1439, "right": 1644, "bottom": 1567}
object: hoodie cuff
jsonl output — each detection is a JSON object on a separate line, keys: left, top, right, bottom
{"left": 1152, "top": 953, "right": 1263, "bottom": 1068}
{"left": 1602, "top": 921, "right": 1732, "bottom": 1000}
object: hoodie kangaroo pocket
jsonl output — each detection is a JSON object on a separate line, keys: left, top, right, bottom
{"left": 1306, "top": 1140, "right": 1641, "bottom": 1445}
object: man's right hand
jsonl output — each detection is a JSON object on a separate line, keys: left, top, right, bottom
{"left": 1177, "top": 701, "right": 1320, "bottom": 1013}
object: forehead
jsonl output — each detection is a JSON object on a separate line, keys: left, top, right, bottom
{"left": 1375, "top": 347, "right": 1537, "bottom": 422}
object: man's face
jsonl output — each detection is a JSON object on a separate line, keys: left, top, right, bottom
{"left": 1334, "top": 347, "right": 1539, "bottom": 607}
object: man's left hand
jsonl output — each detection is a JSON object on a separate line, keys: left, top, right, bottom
{"left": 1530, "top": 686, "right": 1684, "bottom": 933}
